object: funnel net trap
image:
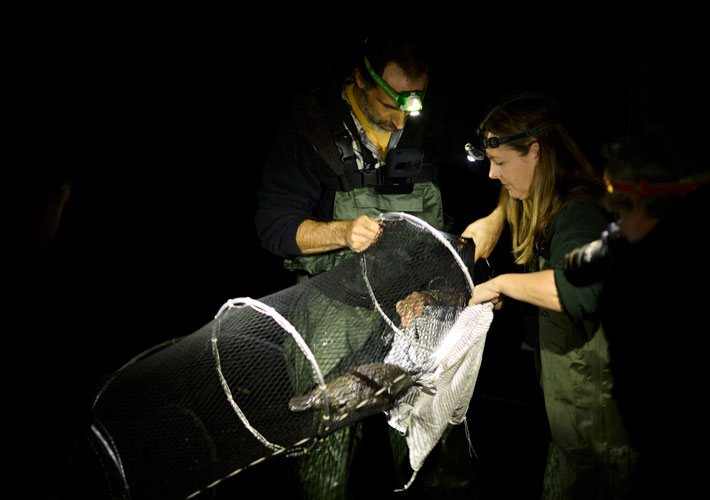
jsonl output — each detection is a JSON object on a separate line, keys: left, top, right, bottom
{"left": 90, "top": 212, "right": 494, "bottom": 499}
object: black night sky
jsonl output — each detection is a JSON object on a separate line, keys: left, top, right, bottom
{"left": 8, "top": 3, "right": 708, "bottom": 498}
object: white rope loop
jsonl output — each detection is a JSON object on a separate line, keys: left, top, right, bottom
{"left": 213, "top": 297, "right": 331, "bottom": 437}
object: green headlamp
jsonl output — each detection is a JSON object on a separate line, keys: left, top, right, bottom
{"left": 364, "top": 56, "right": 426, "bottom": 115}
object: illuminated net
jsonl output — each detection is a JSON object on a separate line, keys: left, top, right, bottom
{"left": 89, "top": 212, "right": 494, "bottom": 499}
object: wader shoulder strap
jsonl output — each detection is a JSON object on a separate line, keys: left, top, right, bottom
{"left": 290, "top": 88, "right": 435, "bottom": 193}
{"left": 314, "top": 87, "right": 379, "bottom": 170}
{"left": 290, "top": 88, "right": 381, "bottom": 192}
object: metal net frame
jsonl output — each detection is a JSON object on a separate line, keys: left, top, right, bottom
{"left": 89, "top": 212, "right": 492, "bottom": 499}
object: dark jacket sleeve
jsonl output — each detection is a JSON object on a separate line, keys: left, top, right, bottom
{"left": 254, "top": 119, "right": 335, "bottom": 258}
{"left": 548, "top": 199, "right": 610, "bottom": 320}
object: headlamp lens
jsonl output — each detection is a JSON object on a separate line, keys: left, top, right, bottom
{"left": 401, "top": 92, "right": 424, "bottom": 114}
{"left": 465, "top": 143, "right": 485, "bottom": 162}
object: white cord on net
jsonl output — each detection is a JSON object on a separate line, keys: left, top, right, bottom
{"left": 212, "top": 297, "right": 331, "bottom": 449}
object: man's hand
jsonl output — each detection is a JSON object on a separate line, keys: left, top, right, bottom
{"left": 345, "top": 215, "right": 381, "bottom": 253}
{"left": 296, "top": 216, "right": 381, "bottom": 255}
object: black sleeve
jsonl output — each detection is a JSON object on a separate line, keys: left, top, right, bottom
{"left": 549, "top": 199, "right": 609, "bottom": 319}
{"left": 255, "top": 121, "right": 335, "bottom": 258}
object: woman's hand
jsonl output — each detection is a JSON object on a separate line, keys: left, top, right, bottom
{"left": 461, "top": 192, "right": 507, "bottom": 261}
{"left": 469, "top": 277, "right": 504, "bottom": 310}
{"left": 469, "top": 271, "right": 562, "bottom": 313}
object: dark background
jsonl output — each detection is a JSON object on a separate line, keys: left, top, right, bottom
{"left": 34, "top": 4, "right": 701, "bottom": 367}
{"left": 52, "top": 2, "right": 707, "bottom": 366}
{"left": 8, "top": 2, "right": 707, "bottom": 497}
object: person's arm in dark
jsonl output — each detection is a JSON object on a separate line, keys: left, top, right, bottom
{"left": 255, "top": 125, "right": 330, "bottom": 258}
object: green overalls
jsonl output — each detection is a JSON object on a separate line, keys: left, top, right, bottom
{"left": 284, "top": 182, "right": 444, "bottom": 500}
{"left": 534, "top": 199, "right": 640, "bottom": 499}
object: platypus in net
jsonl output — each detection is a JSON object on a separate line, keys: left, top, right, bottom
{"left": 289, "top": 362, "right": 414, "bottom": 415}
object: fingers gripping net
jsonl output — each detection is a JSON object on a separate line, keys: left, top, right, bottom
{"left": 90, "top": 213, "right": 492, "bottom": 499}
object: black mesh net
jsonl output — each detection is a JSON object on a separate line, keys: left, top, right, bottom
{"left": 89, "top": 213, "right": 490, "bottom": 499}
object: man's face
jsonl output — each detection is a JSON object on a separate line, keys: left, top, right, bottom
{"left": 355, "top": 62, "right": 427, "bottom": 132}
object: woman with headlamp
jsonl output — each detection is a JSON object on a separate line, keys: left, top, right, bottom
{"left": 467, "top": 93, "right": 640, "bottom": 499}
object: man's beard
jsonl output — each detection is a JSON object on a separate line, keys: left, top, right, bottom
{"left": 359, "top": 90, "right": 397, "bottom": 132}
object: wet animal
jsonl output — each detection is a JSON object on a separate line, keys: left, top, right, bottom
{"left": 289, "top": 362, "right": 414, "bottom": 415}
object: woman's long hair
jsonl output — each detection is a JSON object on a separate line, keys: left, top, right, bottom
{"left": 484, "top": 95, "right": 604, "bottom": 264}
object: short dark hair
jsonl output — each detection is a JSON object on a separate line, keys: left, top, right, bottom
{"left": 355, "top": 33, "right": 431, "bottom": 87}
{"left": 604, "top": 123, "right": 707, "bottom": 217}
{"left": 605, "top": 123, "right": 703, "bottom": 184}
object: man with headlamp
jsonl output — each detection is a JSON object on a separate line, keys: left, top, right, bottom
{"left": 255, "top": 33, "right": 465, "bottom": 500}
{"left": 255, "top": 33, "right": 443, "bottom": 280}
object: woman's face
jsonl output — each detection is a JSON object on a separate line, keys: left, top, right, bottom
{"left": 485, "top": 134, "right": 539, "bottom": 200}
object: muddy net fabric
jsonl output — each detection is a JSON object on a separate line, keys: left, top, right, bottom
{"left": 89, "top": 213, "right": 494, "bottom": 499}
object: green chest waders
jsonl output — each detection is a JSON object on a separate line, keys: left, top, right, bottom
{"left": 285, "top": 181, "right": 444, "bottom": 500}
{"left": 535, "top": 255, "right": 639, "bottom": 499}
